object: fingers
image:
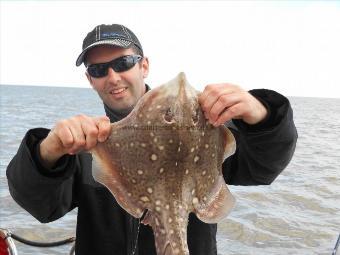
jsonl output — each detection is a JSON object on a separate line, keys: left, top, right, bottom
{"left": 51, "top": 121, "right": 74, "bottom": 149}
{"left": 199, "top": 84, "right": 238, "bottom": 114}
{"left": 208, "top": 93, "right": 242, "bottom": 124}
{"left": 199, "top": 83, "right": 243, "bottom": 126}
{"left": 213, "top": 102, "right": 245, "bottom": 126}
{"left": 68, "top": 119, "right": 87, "bottom": 154}
{"left": 80, "top": 119, "right": 99, "bottom": 152}
{"left": 94, "top": 116, "right": 111, "bottom": 142}
{"left": 52, "top": 115, "right": 111, "bottom": 155}
{"left": 199, "top": 82, "right": 268, "bottom": 126}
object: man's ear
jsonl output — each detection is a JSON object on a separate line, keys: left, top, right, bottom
{"left": 86, "top": 72, "right": 94, "bottom": 88}
{"left": 141, "top": 57, "right": 149, "bottom": 78}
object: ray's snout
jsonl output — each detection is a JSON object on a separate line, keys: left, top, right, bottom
{"left": 163, "top": 72, "right": 200, "bottom": 126}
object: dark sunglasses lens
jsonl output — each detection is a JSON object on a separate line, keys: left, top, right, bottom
{"left": 87, "top": 64, "right": 108, "bottom": 78}
{"left": 87, "top": 55, "right": 141, "bottom": 77}
{"left": 112, "top": 56, "right": 136, "bottom": 72}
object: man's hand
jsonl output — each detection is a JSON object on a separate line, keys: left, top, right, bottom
{"left": 39, "top": 115, "right": 111, "bottom": 168}
{"left": 198, "top": 83, "right": 268, "bottom": 127}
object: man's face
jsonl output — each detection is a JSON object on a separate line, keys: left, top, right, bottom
{"left": 85, "top": 45, "right": 149, "bottom": 114}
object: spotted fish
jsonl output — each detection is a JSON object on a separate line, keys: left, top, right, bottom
{"left": 91, "top": 72, "right": 236, "bottom": 255}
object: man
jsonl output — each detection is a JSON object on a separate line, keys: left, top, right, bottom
{"left": 6, "top": 24, "right": 298, "bottom": 255}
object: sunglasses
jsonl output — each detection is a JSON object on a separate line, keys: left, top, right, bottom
{"left": 87, "top": 55, "right": 143, "bottom": 78}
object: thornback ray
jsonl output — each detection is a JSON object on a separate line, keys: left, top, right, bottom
{"left": 91, "top": 72, "right": 236, "bottom": 255}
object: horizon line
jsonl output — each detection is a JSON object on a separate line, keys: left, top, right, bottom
{"left": 1, "top": 83, "right": 339, "bottom": 100}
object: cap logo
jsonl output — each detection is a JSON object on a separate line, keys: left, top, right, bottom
{"left": 101, "top": 32, "right": 124, "bottom": 38}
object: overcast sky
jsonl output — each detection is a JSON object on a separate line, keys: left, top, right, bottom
{"left": 1, "top": 1, "right": 340, "bottom": 98}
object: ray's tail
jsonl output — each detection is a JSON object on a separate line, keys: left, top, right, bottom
{"left": 146, "top": 204, "right": 190, "bottom": 255}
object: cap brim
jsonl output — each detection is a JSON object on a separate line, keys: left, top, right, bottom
{"left": 76, "top": 39, "right": 133, "bottom": 66}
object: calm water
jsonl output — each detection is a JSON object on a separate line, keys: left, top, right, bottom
{"left": 0, "top": 85, "right": 339, "bottom": 255}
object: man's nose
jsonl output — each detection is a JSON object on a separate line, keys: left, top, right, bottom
{"left": 106, "top": 67, "right": 121, "bottom": 84}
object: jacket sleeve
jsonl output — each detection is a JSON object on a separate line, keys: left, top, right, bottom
{"left": 222, "top": 89, "right": 298, "bottom": 185}
{"left": 6, "top": 128, "right": 79, "bottom": 223}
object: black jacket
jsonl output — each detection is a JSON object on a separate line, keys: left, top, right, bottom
{"left": 6, "top": 88, "right": 297, "bottom": 255}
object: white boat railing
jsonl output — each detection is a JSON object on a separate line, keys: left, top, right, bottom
{"left": 0, "top": 228, "right": 75, "bottom": 255}
{"left": 1, "top": 227, "right": 339, "bottom": 255}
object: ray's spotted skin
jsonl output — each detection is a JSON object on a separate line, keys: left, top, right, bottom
{"left": 91, "top": 72, "right": 236, "bottom": 255}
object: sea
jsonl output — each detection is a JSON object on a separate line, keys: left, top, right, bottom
{"left": 0, "top": 85, "right": 339, "bottom": 255}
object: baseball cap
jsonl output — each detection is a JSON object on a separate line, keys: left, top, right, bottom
{"left": 76, "top": 24, "right": 143, "bottom": 66}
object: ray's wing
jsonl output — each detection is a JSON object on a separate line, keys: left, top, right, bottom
{"left": 193, "top": 126, "right": 236, "bottom": 224}
{"left": 221, "top": 126, "right": 236, "bottom": 161}
{"left": 193, "top": 175, "right": 235, "bottom": 223}
{"left": 91, "top": 122, "right": 146, "bottom": 219}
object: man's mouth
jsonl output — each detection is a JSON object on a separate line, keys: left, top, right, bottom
{"left": 110, "top": 87, "right": 127, "bottom": 95}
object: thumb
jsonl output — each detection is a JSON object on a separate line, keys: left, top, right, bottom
{"left": 94, "top": 116, "right": 111, "bottom": 142}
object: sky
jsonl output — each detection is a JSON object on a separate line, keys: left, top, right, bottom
{"left": 1, "top": 1, "right": 340, "bottom": 98}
